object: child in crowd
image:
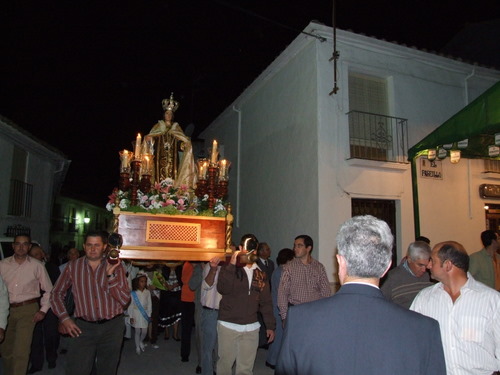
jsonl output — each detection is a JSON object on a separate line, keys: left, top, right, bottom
{"left": 128, "top": 274, "right": 152, "bottom": 355}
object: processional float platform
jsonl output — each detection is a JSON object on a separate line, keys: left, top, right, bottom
{"left": 114, "top": 211, "right": 231, "bottom": 262}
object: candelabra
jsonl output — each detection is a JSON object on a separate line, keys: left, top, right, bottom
{"left": 118, "top": 148, "right": 154, "bottom": 205}
{"left": 130, "top": 160, "right": 141, "bottom": 206}
{"left": 195, "top": 158, "right": 231, "bottom": 209}
{"left": 139, "top": 175, "right": 152, "bottom": 193}
{"left": 119, "top": 172, "right": 131, "bottom": 191}
{"left": 118, "top": 150, "right": 133, "bottom": 191}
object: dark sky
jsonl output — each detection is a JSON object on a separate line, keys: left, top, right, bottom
{"left": 1, "top": 0, "right": 499, "bottom": 206}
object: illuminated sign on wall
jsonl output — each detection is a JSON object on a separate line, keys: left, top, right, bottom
{"left": 420, "top": 158, "right": 443, "bottom": 180}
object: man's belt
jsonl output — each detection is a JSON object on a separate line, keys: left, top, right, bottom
{"left": 77, "top": 314, "right": 123, "bottom": 325}
{"left": 202, "top": 306, "right": 218, "bottom": 311}
{"left": 10, "top": 298, "right": 39, "bottom": 308}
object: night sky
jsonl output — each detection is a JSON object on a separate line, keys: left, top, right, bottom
{"left": 1, "top": 0, "right": 499, "bottom": 206}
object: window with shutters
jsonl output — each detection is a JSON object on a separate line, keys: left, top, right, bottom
{"left": 347, "top": 73, "right": 408, "bottom": 163}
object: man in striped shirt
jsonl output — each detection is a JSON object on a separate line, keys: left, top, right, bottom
{"left": 277, "top": 235, "right": 331, "bottom": 321}
{"left": 51, "top": 231, "right": 130, "bottom": 375}
{"left": 411, "top": 241, "right": 500, "bottom": 375}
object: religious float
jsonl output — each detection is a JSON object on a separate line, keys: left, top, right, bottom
{"left": 106, "top": 94, "right": 236, "bottom": 264}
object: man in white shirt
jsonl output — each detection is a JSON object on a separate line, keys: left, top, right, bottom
{"left": 0, "top": 275, "right": 8, "bottom": 343}
{"left": 411, "top": 241, "right": 500, "bottom": 375}
{"left": 200, "top": 258, "right": 222, "bottom": 375}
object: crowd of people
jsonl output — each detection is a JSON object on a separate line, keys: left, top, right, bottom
{"left": 0, "top": 222, "right": 499, "bottom": 375}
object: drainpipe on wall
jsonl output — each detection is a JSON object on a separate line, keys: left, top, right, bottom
{"left": 232, "top": 106, "right": 242, "bottom": 228}
{"left": 464, "top": 69, "right": 475, "bottom": 219}
{"left": 464, "top": 68, "right": 475, "bottom": 105}
{"left": 411, "top": 158, "right": 421, "bottom": 238}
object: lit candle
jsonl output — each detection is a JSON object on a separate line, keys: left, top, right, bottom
{"left": 210, "top": 140, "right": 218, "bottom": 164}
{"left": 119, "top": 149, "right": 132, "bottom": 172}
{"left": 202, "top": 160, "right": 208, "bottom": 179}
{"left": 144, "top": 135, "right": 154, "bottom": 154}
{"left": 144, "top": 155, "right": 150, "bottom": 172}
{"left": 199, "top": 165, "right": 205, "bottom": 180}
{"left": 220, "top": 159, "right": 227, "bottom": 178}
{"left": 134, "top": 133, "right": 142, "bottom": 159}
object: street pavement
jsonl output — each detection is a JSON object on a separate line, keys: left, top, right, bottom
{"left": 27, "top": 334, "right": 275, "bottom": 375}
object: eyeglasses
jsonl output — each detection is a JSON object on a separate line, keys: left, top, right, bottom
{"left": 13, "top": 242, "right": 30, "bottom": 247}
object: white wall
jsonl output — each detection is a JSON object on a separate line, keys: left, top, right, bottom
{"left": 0, "top": 118, "right": 69, "bottom": 249}
{"left": 202, "top": 23, "right": 500, "bottom": 283}
{"left": 417, "top": 157, "right": 498, "bottom": 254}
{"left": 203, "top": 39, "right": 320, "bottom": 255}
{"left": 314, "top": 26, "right": 499, "bottom": 280}
{"left": 0, "top": 138, "right": 14, "bottom": 219}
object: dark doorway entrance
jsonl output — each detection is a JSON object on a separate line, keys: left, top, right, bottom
{"left": 351, "top": 198, "right": 397, "bottom": 269}
{"left": 485, "top": 204, "right": 500, "bottom": 232}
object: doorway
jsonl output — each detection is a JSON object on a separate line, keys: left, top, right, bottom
{"left": 485, "top": 204, "right": 500, "bottom": 232}
{"left": 351, "top": 198, "right": 397, "bottom": 268}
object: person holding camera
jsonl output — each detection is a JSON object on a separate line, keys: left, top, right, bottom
{"left": 216, "top": 234, "right": 275, "bottom": 375}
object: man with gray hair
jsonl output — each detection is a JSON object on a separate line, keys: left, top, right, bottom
{"left": 276, "top": 215, "right": 446, "bottom": 375}
{"left": 381, "top": 241, "right": 434, "bottom": 308}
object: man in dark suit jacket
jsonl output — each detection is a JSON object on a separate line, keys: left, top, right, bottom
{"left": 276, "top": 215, "right": 446, "bottom": 375}
{"left": 255, "top": 242, "right": 275, "bottom": 283}
{"left": 255, "top": 242, "right": 276, "bottom": 348}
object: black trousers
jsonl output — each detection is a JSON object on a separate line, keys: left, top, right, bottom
{"left": 29, "top": 309, "right": 60, "bottom": 369}
{"left": 180, "top": 301, "right": 195, "bottom": 360}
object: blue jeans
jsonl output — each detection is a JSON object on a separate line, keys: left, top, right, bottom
{"left": 200, "top": 308, "right": 218, "bottom": 375}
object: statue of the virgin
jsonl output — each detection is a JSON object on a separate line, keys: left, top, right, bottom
{"left": 147, "top": 93, "right": 197, "bottom": 188}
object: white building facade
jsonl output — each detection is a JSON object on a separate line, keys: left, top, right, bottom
{"left": 201, "top": 22, "right": 500, "bottom": 284}
{"left": 0, "top": 115, "right": 70, "bottom": 251}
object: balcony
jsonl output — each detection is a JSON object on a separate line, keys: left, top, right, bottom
{"left": 347, "top": 111, "right": 409, "bottom": 163}
{"left": 8, "top": 179, "right": 33, "bottom": 217}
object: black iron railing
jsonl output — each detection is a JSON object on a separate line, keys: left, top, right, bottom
{"left": 347, "top": 111, "right": 409, "bottom": 163}
{"left": 8, "top": 179, "right": 33, "bottom": 217}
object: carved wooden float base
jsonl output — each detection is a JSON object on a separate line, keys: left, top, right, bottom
{"left": 114, "top": 211, "right": 231, "bottom": 261}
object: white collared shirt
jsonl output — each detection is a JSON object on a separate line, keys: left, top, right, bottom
{"left": 201, "top": 263, "right": 222, "bottom": 310}
{"left": 411, "top": 274, "right": 500, "bottom": 375}
{"left": 219, "top": 263, "right": 261, "bottom": 332}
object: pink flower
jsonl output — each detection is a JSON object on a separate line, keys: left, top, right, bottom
{"left": 107, "top": 189, "right": 118, "bottom": 203}
{"left": 153, "top": 182, "right": 162, "bottom": 191}
{"left": 165, "top": 199, "right": 175, "bottom": 206}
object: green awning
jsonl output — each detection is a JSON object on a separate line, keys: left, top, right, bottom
{"left": 408, "top": 81, "right": 500, "bottom": 160}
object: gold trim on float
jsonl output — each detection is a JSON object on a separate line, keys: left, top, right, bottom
{"left": 145, "top": 220, "right": 201, "bottom": 244}
{"left": 120, "top": 246, "right": 226, "bottom": 253}
{"left": 119, "top": 211, "right": 225, "bottom": 221}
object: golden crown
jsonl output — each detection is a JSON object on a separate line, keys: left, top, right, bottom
{"left": 161, "top": 92, "right": 180, "bottom": 112}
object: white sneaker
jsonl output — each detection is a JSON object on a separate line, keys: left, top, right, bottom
{"left": 136, "top": 347, "right": 141, "bottom": 355}
{"left": 139, "top": 342, "right": 146, "bottom": 352}
{"left": 152, "top": 344, "right": 159, "bottom": 349}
